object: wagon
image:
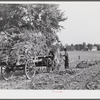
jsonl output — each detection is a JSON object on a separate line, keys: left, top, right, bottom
{"left": 0, "top": 49, "right": 54, "bottom": 81}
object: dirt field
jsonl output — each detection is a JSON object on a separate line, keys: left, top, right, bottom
{"left": 68, "top": 51, "right": 100, "bottom": 68}
{"left": 0, "top": 51, "right": 100, "bottom": 89}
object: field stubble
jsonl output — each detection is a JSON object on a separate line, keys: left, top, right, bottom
{"left": 0, "top": 51, "right": 100, "bottom": 89}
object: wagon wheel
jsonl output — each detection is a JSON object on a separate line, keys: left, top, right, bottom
{"left": 25, "top": 60, "right": 36, "bottom": 80}
{"left": 1, "top": 65, "right": 13, "bottom": 81}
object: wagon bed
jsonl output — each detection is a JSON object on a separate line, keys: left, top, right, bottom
{"left": 1, "top": 54, "right": 54, "bottom": 80}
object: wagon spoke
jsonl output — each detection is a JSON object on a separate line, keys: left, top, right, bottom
{"left": 25, "top": 61, "right": 36, "bottom": 80}
{"left": 26, "top": 69, "right": 29, "bottom": 72}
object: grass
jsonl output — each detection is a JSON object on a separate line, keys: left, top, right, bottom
{"left": 66, "top": 51, "right": 100, "bottom": 68}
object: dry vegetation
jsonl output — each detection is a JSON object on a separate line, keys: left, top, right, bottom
{"left": 0, "top": 51, "right": 100, "bottom": 90}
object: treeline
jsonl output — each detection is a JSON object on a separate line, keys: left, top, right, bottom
{"left": 60, "top": 42, "right": 100, "bottom": 51}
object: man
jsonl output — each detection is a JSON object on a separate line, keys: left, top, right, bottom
{"left": 64, "top": 47, "right": 69, "bottom": 69}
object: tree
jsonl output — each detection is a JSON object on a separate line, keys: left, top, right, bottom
{"left": 0, "top": 4, "right": 67, "bottom": 46}
{"left": 0, "top": 4, "right": 67, "bottom": 64}
{"left": 87, "top": 43, "right": 93, "bottom": 51}
{"left": 0, "top": 4, "right": 66, "bottom": 44}
{"left": 70, "top": 44, "right": 75, "bottom": 51}
{"left": 83, "top": 42, "right": 87, "bottom": 51}
{"left": 75, "top": 44, "right": 80, "bottom": 50}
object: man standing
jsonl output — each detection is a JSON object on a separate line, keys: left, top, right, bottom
{"left": 64, "top": 47, "right": 69, "bottom": 69}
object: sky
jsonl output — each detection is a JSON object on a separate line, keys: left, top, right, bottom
{"left": 57, "top": 2, "right": 100, "bottom": 45}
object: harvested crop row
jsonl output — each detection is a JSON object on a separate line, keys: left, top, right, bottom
{"left": 64, "top": 64, "right": 100, "bottom": 89}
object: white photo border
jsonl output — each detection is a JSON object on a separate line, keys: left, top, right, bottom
{"left": 0, "top": 1, "right": 100, "bottom": 99}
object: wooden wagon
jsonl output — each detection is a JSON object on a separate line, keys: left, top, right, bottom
{"left": 0, "top": 45, "right": 69, "bottom": 81}
{"left": 0, "top": 49, "right": 54, "bottom": 80}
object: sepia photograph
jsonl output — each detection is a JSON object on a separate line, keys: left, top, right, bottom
{"left": 0, "top": 1, "right": 100, "bottom": 94}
